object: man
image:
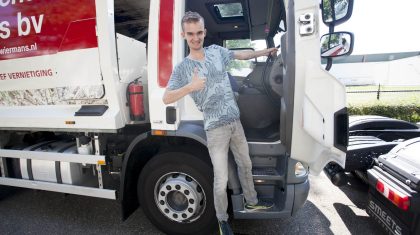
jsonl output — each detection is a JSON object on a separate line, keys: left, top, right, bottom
{"left": 162, "top": 11, "right": 277, "bottom": 235}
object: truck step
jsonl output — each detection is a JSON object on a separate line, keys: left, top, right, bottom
{"left": 232, "top": 197, "right": 291, "bottom": 219}
{"left": 230, "top": 183, "right": 295, "bottom": 220}
{"left": 252, "top": 167, "right": 283, "bottom": 181}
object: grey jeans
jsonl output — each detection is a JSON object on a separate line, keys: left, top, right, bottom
{"left": 206, "top": 120, "right": 258, "bottom": 221}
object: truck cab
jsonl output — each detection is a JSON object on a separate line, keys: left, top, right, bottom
{"left": 0, "top": 0, "right": 353, "bottom": 234}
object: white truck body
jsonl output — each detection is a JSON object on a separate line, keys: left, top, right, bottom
{"left": 0, "top": 0, "right": 148, "bottom": 131}
{"left": 0, "top": 0, "right": 351, "bottom": 233}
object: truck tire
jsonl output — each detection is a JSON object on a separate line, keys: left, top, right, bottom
{"left": 137, "top": 151, "right": 216, "bottom": 235}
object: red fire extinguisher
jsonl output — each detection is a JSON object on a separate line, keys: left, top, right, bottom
{"left": 127, "top": 80, "right": 145, "bottom": 121}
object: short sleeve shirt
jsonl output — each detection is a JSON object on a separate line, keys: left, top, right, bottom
{"left": 167, "top": 45, "right": 240, "bottom": 130}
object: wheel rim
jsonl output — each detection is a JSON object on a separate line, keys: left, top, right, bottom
{"left": 154, "top": 172, "right": 206, "bottom": 223}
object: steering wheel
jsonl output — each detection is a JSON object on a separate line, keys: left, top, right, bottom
{"left": 262, "top": 46, "right": 283, "bottom": 106}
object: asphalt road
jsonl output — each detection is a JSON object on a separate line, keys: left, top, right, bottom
{"left": 0, "top": 173, "right": 384, "bottom": 235}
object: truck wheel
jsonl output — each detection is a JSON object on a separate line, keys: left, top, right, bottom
{"left": 138, "top": 151, "right": 216, "bottom": 235}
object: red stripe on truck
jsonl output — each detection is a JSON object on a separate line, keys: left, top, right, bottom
{"left": 58, "top": 18, "right": 98, "bottom": 52}
{"left": 158, "top": 0, "right": 174, "bottom": 88}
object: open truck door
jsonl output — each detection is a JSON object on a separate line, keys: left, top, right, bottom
{"left": 285, "top": 0, "right": 354, "bottom": 174}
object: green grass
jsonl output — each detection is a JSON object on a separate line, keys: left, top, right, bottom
{"left": 346, "top": 85, "right": 420, "bottom": 123}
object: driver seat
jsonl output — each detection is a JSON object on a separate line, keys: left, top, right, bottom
{"left": 237, "top": 62, "right": 280, "bottom": 141}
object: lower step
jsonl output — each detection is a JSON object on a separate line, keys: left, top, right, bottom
{"left": 230, "top": 185, "right": 295, "bottom": 219}
{"left": 232, "top": 196, "right": 291, "bottom": 219}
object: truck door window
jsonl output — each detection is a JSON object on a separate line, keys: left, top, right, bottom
{"left": 225, "top": 39, "right": 268, "bottom": 77}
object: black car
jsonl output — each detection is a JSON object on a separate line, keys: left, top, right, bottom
{"left": 367, "top": 137, "right": 420, "bottom": 235}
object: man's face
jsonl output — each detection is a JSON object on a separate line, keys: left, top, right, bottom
{"left": 181, "top": 20, "right": 206, "bottom": 51}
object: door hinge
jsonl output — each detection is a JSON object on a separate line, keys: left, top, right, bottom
{"left": 299, "top": 13, "right": 315, "bottom": 36}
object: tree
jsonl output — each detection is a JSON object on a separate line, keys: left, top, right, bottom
{"left": 225, "top": 39, "right": 256, "bottom": 72}
{"left": 225, "top": 39, "right": 253, "bottom": 49}
{"left": 216, "top": 2, "right": 243, "bottom": 17}
{"left": 322, "top": 33, "right": 340, "bottom": 50}
{"left": 322, "top": 0, "right": 349, "bottom": 22}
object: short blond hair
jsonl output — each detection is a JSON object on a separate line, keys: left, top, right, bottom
{"left": 181, "top": 11, "right": 205, "bottom": 31}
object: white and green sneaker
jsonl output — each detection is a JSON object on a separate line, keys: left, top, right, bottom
{"left": 245, "top": 200, "right": 274, "bottom": 212}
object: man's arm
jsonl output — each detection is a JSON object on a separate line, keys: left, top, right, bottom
{"left": 163, "top": 68, "right": 206, "bottom": 105}
{"left": 234, "top": 48, "right": 278, "bottom": 60}
{"left": 163, "top": 85, "right": 194, "bottom": 105}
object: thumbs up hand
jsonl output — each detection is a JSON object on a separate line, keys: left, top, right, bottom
{"left": 188, "top": 67, "right": 206, "bottom": 92}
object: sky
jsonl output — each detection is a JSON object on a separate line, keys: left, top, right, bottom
{"left": 321, "top": 0, "right": 420, "bottom": 55}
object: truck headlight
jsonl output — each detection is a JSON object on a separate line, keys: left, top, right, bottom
{"left": 295, "top": 162, "right": 307, "bottom": 177}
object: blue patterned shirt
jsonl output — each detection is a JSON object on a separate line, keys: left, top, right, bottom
{"left": 167, "top": 45, "right": 240, "bottom": 130}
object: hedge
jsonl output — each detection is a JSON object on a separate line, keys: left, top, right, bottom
{"left": 348, "top": 104, "right": 420, "bottom": 123}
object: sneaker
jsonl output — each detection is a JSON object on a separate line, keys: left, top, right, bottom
{"left": 218, "top": 220, "right": 233, "bottom": 235}
{"left": 244, "top": 200, "right": 274, "bottom": 212}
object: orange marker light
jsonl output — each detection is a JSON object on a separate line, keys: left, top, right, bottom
{"left": 152, "top": 130, "right": 167, "bottom": 136}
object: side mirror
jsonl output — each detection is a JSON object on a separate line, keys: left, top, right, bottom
{"left": 321, "top": 0, "right": 354, "bottom": 26}
{"left": 321, "top": 32, "right": 354, "bottom": 58}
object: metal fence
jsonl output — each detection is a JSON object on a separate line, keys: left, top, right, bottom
{"left": 346, "top": 85, "right": 420, "bottom": 100}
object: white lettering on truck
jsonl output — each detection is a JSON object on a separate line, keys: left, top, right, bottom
{"left": 0, "top": 43, "right": 37, "bottom": 55}
{"left": 369, "top": 200, "right": 402, "bottom": 235}
{"left": 0, "top": 0, "right": 32, "bottom": 8}
{"left": 0, "top": 0, "right": 43, "bottom": 40}
{"left": 0, "top": 21, "right": 10, "bottom": 39}
{"left": 18, "top": 12, "right": 44, "bottom": 36}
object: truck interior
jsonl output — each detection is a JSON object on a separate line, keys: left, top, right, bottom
{"left": 115, "top": 0, "right": 287, "bottom": 143}
{"left": 187, "top": 0, "right": 286, "bottom": 142}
